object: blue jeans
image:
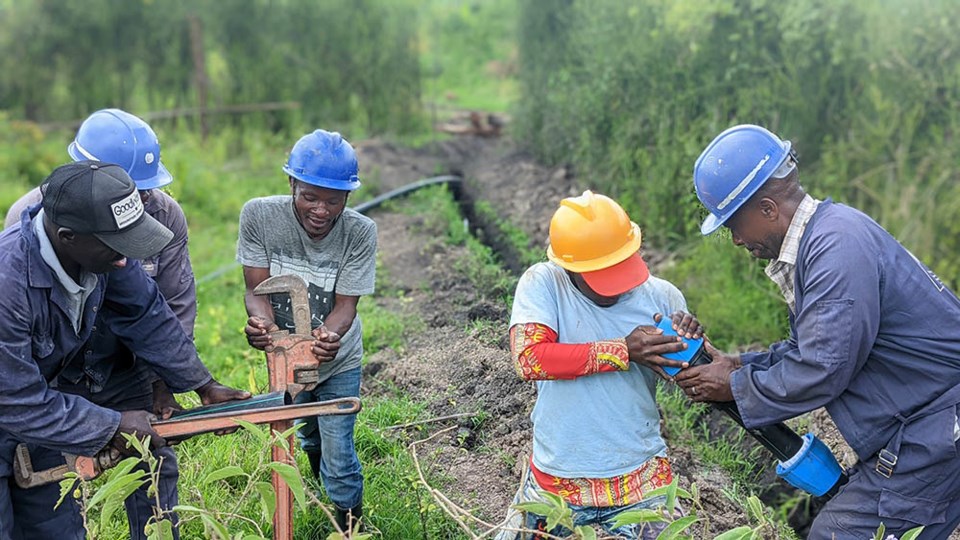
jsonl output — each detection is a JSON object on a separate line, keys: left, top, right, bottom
{"left": 294, "top": 366, "right": 363, "bottom": 510}
{"left": 495, "top": 467, "right": 676, "bottom": 540}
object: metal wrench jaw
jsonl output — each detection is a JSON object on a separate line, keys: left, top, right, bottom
{"left": 265, "top": 334, "right": 321, "bottom": 401}
{"left": 252, "top": 275, "right": 312, "bottom": 336}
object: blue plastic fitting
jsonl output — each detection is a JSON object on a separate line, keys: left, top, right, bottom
{"left": 776, "top": 433, "right": 844, "bottom": 496}
{"left": 655, "top": 317, "right": 705, "bottom": 376}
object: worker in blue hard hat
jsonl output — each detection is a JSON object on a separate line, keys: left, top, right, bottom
{"left": 2, "top": 109, "right": 224, "bottom": 540}
{"left": 678, "top": 124, "right": 960, "bottom": 538}
{"left": 238, "top": 129, "right": 376, "bottom": 533}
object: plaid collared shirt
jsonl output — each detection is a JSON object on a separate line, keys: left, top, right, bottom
{"left": 765, "top": 194, "right": 820, "bottom": 313}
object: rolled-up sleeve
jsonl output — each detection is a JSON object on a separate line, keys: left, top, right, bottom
{"left": 730, "top": 230, "right": 879, "bottom": 428}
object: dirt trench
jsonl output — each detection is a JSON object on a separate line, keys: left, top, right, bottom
{"left": 351, "top": 132, "right": 867, "bottom": 538}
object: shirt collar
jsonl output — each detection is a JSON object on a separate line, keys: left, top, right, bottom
{"left": 33, "top": 209, "right": 95, "bottom": 294}
{"left": 774, "top": 194, "right": 820, "bottom": 266}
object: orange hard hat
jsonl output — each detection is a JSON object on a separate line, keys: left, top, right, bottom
{"left": 547, "top": 191, "right": 649, "bottom": 296}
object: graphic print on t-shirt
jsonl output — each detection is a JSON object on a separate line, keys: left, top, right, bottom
{"left": 268, "top": 251, "right": 339, "bottom": 331}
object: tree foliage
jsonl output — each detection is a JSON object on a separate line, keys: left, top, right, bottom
{"left": 516, "top": 0, "right": 960, "bottom": 341}
{"left": 0, "top": 0, "right": 423, "bottom": 135}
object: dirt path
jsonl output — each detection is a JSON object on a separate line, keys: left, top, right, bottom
{"left": 353, "top": 132, "right": 762, "bottom": 536}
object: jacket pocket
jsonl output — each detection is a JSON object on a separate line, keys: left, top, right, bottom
{"left": 878, "top": 487, "right": 947, "bottom": 526}
{"left": 895, "top": 406, "right": 958, "bottom": 483}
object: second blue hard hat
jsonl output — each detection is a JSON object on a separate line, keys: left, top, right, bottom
{"left": 283, "top": 130, "right": 361, "bottom": 191}
{"left": 68, "top": 108, "right": 172, "bottom": 191}
{"left": 693, "top": 124, "right": 792, "bottom": 235}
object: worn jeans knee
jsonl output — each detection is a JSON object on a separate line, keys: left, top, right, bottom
{"left": 296, "top": 367, "right": 363, "bottom": 510}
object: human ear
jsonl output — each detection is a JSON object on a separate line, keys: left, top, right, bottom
{"left": 758, "top": 198, "right": 778, "bottom": 221}
{"left": 57, "top": 227, "right": 76, "bottom": 244}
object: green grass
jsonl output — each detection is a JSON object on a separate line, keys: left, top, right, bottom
{"left": 419, "top": 0, "right": 519, "bottom": 113}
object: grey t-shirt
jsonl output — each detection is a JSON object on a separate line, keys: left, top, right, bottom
{"left": 237, "top": 196, "right": 377, "bottom": 380}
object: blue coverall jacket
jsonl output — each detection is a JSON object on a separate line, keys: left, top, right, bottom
{"left": 0, "top": 207, "right": 213, "bottom": 478}
{"left": 730, "top": 201, "right": 960, "bottom": 536}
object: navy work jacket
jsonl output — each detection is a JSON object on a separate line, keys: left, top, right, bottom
{"left": 0, "top": 208, "right": 212, "bottom": 476}
{"left": 731, "top": 201, "right": 960, "bottom": 462}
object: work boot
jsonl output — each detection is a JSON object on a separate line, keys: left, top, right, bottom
{"left": 335, "top": 503, "right": 363, "bottom": 535}
{"left": 307, "top": 451, "right": 321, "bottom": 479}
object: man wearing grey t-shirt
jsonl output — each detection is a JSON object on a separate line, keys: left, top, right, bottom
{"left": 237, "top": 129, "right": 376, "bottom": 532}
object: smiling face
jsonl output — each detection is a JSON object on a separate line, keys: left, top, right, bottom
{"left": 289, "top": 179, "right": 348, "bottom": 239}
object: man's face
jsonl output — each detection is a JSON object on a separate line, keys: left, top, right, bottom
{"left": 62, "top": 232, "right": 128, "bottom": 274}
{"left": 290, "top": 179, "right": 348, "bottom": 239}
{"left": 723, "top": 201, "right": 782, "bottom": 260}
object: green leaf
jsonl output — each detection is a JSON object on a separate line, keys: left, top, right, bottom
{"left": 576, "top": 525, "right": 597, "bottom": 540}
{"left": 609, "top": 508, "right": 664, "bottom": 528}
{"left": 666, "top": 479, "right": 678, "bottom": 513}
{"left": 200, "top": 513, "right": 231, "bottom": 540}
{"left": 872, "top": 522, "right": 886, "bottom": 540}
{"left": 265, "top": 462, "right": 307, "bottom": 510}
{"left": 87, "top": 469, "right": 147, "bottom": 510}
{"left": 146, "top": 518, "right": 175, "bottom": 540}
{"left": 900, "top": 526, "right": 924, "bottom": 540}
{"left": 656, "top": 515, "right": 699, "bottom": 540}
{"left": 280, "top": 423, "right": 301, "bottom": 439}
{"left": 712, "top": 526, "right": 756, "bottom": 540}
{"left": 234, "top": 418, "right": 270, "bottom": 446}
{"left": 99, "top": 477, "right": 146, "bottom": 530}
{"left": 57, "top": 476, "right": 79, "bottom": 509}
{"left": 645, "top": 481, "right": 692, "bottom": 501}
{"left": 512, "top": 501, "right": 555, "bottom": 515}
{"left": 171, "top": 504, "right": 205, "bottom": 514}
{"left": 254, "top": 481, "right": 276, "bottom": 523}
{"left": 746, "top": 496, "right": 764, "bottom": 522}
{"left": 202, "top": 465, "right": 247, "bottom": 485}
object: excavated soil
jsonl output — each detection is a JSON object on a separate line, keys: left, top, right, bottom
{"left": 354, "top": 128, "right": 957, "bottom": 539}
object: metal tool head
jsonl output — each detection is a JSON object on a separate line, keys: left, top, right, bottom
{"left": 253, "top": 274, "right": 311, "bottom": 335}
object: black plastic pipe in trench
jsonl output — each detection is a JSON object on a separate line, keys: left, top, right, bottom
{"left": 196, "top": 175, "right": 464, "bottom": 285}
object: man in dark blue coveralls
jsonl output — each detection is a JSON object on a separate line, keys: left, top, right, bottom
{"left": 676, "top": 124, "right": 960, "bottom": 539}
{"left": 4, "top": 108, "right": 198, "bottom": 540}
{"left": 0, "top": 161, "right": 249, "bottom": 539}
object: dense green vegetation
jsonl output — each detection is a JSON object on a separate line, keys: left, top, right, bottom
{"left": 0, "top": 0, "right": 423, "bottom": 135}
{"left": 516, "top": 0, "right": 960, "bottom": 345}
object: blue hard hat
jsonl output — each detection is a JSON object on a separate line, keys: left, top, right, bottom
{"left": 693, "top": 124, "right": 792, "bottom": 235}
{"left": 67, "top": 109, "right": 172, "bottom": 191}
{"left": 282, "top": 130, "right": 361, "bottom": 191}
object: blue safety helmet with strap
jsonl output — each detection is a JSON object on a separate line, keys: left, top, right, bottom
{"left": 693, "top": 124, "right": 794, "bottom": 235}
{"left": 67, "top": 109, "right": 173, "bottom": 191}
{"left": 282, "top": 129, "right": 361, "bottom": 191}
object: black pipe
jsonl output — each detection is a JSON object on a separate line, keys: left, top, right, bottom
{"left": 351, "top": 175, "right": 462, "bottom": 214}
{"left": 687, "top": 348, "right": 847, "bottom": 498}
{"left": 687, "top": 347, "right": 804, "bottom": 461}
{"left": 168, "top": 391, "right": 292, "bottom": 419}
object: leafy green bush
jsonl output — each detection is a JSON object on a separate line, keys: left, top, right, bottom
{"left": 516, "top": 0, "right": 960, "bottom": 290}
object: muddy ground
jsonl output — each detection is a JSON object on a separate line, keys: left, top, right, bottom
{"left": 353, "top": 125, "right": 957, "bottom": 539}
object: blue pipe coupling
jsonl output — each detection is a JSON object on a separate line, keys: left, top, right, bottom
{"left": 776, "top": 433, "right": 844, "bottom": 496}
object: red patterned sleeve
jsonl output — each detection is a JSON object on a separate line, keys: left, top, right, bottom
{"left": 510, "top": 323, "right": 629, "bottom": 380}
